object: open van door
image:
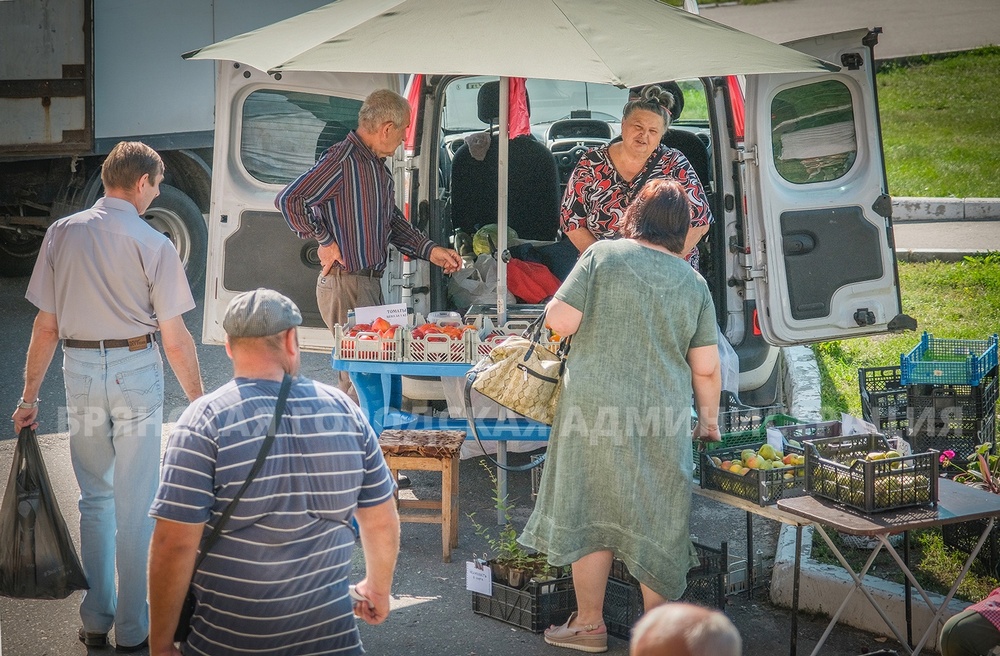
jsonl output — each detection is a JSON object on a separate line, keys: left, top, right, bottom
{"left": 744, "top": 28, "right": 913, "bottom": 346}
{"left": 202, "top": 65, "right": 402, "bottom": 350}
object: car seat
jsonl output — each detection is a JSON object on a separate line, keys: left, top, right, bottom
{"left": 450, "top": 81, "right": 561, "bottom": 241}
{"left": 658, "top": 81, "right": 712, "bottom": 190}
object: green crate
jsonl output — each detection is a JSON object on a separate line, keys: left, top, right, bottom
{"left": 693, "top": 414, "right": 802, "bottom": 480}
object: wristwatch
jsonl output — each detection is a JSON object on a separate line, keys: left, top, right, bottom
{"left": 16, "top": 397, "right": 38, "bottom": 410}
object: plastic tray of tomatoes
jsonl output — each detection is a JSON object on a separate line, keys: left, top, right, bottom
{"left": 334, "top": 319, "right": 405, "bottom": 362}
{"left": 407, "top": 322, "right": 476, "bottom": 363}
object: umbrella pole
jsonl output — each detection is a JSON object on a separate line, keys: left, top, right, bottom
{"left": 496, "top": 76, "right": 510, "bottom": 524}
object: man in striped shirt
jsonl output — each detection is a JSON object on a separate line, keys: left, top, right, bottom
{"left": 275, "top": 88, "right": 462, "bottom": 347}
{"left": 148, "top": 289, "right": 400, "bottom": 655}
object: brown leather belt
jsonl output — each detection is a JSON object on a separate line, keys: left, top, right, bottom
{"left": 64, "top": 334, "right": 156, "bottom": 351}
{"left": 327, "top": 268, "right": 384, "bottom": 279}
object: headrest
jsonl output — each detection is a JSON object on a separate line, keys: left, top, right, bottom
{"left": 477, "top": 81, "right": 530, "bottom": 124}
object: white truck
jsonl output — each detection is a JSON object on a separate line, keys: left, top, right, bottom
{"left": 0, "top": 0, "right": 330, "bottom": 285}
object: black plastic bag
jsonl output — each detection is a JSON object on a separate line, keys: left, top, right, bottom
{"left": 0, "top": 427, "right": 88, "bottom": 599}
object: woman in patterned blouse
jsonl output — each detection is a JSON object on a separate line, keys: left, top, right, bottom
{"left": 560, "top": 85, "right": 713, "bottom": 269}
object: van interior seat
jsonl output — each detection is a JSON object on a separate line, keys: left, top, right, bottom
{"left": 658, "top": 81, "right": 712, "bottom": 190}
{"left": 450, "top": 81, "right": 561, "bottom": 242}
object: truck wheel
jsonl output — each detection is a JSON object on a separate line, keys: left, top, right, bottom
{"left": 143, "top": 184, "right": 208, "bottom": 290}
{"left": 0, "top": 230, "right": 43, "bottom": 278}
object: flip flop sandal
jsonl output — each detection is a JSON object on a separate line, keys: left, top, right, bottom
{"left": 543, "top": 612, "right": 608, "bottom": 653}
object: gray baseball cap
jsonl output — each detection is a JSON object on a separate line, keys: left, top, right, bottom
{"left": 223, "top": 288, "right": 302, "bottom": 338}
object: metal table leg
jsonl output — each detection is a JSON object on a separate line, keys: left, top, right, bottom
{"left": 809, "top": 524, "right": 912, "bottom": 655}
{"left": 882, "top": 518, "right": 996, "bottom": 655}
{"left": 791, "top": 525, "right": 801, "bottom": 656}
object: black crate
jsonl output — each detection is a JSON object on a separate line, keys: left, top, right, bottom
{"left": 942, "top": 518, "right": 1000, "bottom": 578}
{"left": 718, "top": 392, "right": 784, "bottom": 434}
{"left": 802, "top": 433, "right": 939, "bottom": 513}
{"left": 909, "top": 414, "right": 996, "bottom": 464}
{"left": 859, "top": 366, "right": 908, "bottom": 435}
{"left": 603, "top": 543, "right": 727, "bottom": 640}
{"left": 700, "top": 441, "right": 806, "bottom": 506}
{"left": 472, "top": 574, "right": 576, "bottom": 633}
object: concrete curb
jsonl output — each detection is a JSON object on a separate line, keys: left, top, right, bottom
{"left": 893, "top": 197, "right": 1000, "bottom": 223}
{"left": 773, "top": 346, "right": 971, "bottom": 646}
{"left": 895, "top": 249, "right": 995, "bottom": 263}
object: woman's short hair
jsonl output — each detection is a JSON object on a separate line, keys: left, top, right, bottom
{"left": 358, "top": 89, "right": 411, "bottom": 132}
{"left": 101, "top": 141, "right": 163, "bottom": 191}
{"left": 622, "top": 84, "right": 674, "bottom": 129}
{"left": 620, "top": 178, "right": 691, "bottom": 253}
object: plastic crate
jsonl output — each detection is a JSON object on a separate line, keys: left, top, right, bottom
{"left": 472, "top": 574, "right": 575, "bottom": 633}
{"left": 699, "top": 441, "right": 806, "bottom": 506}
{"left": 859, "top": 365, "right": 908, "bottom": 428}
{"left": 693, "top": 414, "right": 801, "bottom": 480}
{"left": 718, "top": 392, "right": 784, "bottom": 434}
{"left": 909, "top": 414, "right": 996, "bottom": 464}
{"left": 900, "top": 332, "right": 999, "bottom": 386}
{"left": 603, "top": 543, "right": 727, "bottom": 640}
{"left": 942, "top": 519, "right": 1000, "bottom": 578}
{"left": 802, "top": 433, "right": 939, "bottom": 513}
{"left": 406, "top": 332, "right": 468, "bottom": 363}
{"left": 333, "top": 324, "right": 404, "bottom": 362}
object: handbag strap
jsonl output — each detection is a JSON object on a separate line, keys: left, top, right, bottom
{"left": 462, "top": 310, "right": 568, "bottom": 472}
{"left": 463, "top": 373, "right": 545, "bottom": 472}
{"left": 193, "top": 373, "right": 292, "bottom": 570}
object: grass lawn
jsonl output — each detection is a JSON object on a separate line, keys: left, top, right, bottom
{"left": 812, "top": 254, "right": 1000, "bottom": 601}
{"left": 878, "top": 47, "right": 1000, "bottom": 198}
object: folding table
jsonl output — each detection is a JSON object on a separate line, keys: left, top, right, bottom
{"left": 778, "top": 478, "right": 1000, "bottom": 656}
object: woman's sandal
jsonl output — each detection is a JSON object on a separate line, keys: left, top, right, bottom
{"left": 543, "top": 612, "right": 608, "bottom": 653}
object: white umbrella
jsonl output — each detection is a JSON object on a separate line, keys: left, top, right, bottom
{"left": 186, "top": 0, "right": 836, "bottom": 321}
{"left": 187, "top": 0, "right": 839, "bottom": 512}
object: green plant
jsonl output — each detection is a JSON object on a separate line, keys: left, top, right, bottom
{"left": 467, "top": 461, "right": 536, "bottom": 572}
{"left": 941, "top": 443, "right": 1000, "bottom": 494}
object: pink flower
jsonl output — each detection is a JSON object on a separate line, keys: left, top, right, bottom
{"left": 943, "top": 450, "right": 956, "bottom": 459}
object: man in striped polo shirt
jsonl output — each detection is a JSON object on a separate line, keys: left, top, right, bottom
{"left": 148, "top": 289, "right": 400, "bottom": 655}
{"left": 275, "top": 88, "right": 463, "bottom": 383}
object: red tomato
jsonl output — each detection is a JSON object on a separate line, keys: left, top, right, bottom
{"left": 372, "top": 317, "right": 391, "bottom": 333}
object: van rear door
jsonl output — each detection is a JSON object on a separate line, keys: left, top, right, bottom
{"left": 202, "top": 66, "right": 401, "bottom": 349}
{"left": 744, "top": 29, "right": 910, "bottom": 346}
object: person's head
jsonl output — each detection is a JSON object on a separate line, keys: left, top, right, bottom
{"left": 620, "top": 84, "right": 674, "bottom": 159}
{"left": 630, "top": 602, "right": 742, "bottom": 656}
{"left": 223, "top": 288, "right": 303, "bottom": 376}
{"left": 101, "top": 141, "right": 164, "bottom": 213}
{"left": 620, "top": 178, "right": 691, "bottom": 254}
{"left": 356, "top": 88, "right": 412, "bottom": 158}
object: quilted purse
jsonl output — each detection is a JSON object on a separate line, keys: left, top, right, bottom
{"left": 467, "top": 314, "right": 570, "bottom": 426}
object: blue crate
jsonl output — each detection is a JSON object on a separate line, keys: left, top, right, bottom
{"left": 900, "top": 332, "right": 998, "bottom": 386}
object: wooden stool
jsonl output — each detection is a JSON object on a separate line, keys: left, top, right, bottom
{"left": 379, "top": 429, "right": 466, "bottom": 562}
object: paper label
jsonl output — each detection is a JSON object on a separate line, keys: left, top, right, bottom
{"left": 466, "top": 561, "right": 492, "bottom": 595}
{"left": 354, "top": 303, "right": 408, "bottom": 326}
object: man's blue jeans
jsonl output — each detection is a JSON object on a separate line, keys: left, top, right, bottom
{"left": 63, "top": 342, "right": 163, "bottom": 646}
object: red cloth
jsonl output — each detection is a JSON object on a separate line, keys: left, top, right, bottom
{"left": 506, "top": 258, "right": 560, "bottom": 304}
{"left": 405, "top": 74, "right": 423, "bottom": 150}
{"left": 508, "top": 77, "right": 531, "bottom": 139}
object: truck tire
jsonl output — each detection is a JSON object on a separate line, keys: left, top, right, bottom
{"left": 143, "top": 184, "right": 208, "bottom": 290}
{"left": 0, "top": 230, "right": 43, "bottom": 278}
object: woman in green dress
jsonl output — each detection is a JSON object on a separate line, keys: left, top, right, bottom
{"left": 520, "top": 179, "right": 722, "bottom": 653}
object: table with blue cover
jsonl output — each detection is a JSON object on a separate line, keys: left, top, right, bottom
{"left": 331, "top": 358, "right": 549, "bottom": 522}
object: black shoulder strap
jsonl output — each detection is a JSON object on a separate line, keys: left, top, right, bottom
{"left": 464, "top": 373, "right": 545, "bottom": 472}
{"left": 193, "top": 373, "right": 292, "bottom": 569}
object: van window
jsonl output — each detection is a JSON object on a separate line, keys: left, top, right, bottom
{"left": 770, "top": 80, "right": 857, "bottom": 184}
{"left": 240, "top": 89, "right": 361, "bottom": 185}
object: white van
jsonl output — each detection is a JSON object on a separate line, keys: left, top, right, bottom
{"left": 201, "top": 28, "right": 913, "bottom": 404}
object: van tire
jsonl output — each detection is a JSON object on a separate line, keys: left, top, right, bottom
{"left": 143, "top": 184, "right": 208, "bottom": 290}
